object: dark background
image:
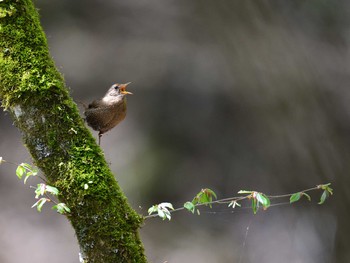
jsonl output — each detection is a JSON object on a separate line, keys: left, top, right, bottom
{"left": 1, "top": 1, "right": 349, "bottom": 262}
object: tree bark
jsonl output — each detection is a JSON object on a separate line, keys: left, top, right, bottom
{"left": 0, "top": 1, "right": 147, "bottom": 262}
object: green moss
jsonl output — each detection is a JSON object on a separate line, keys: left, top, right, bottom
{"left": 0, "top": 0, "right": 147, "bottom": 262}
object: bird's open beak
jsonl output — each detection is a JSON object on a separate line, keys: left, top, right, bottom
{"left": 120, "top": 82, "right": 133, "bottom": 95}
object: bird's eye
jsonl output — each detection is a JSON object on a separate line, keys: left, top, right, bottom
{"left": 114, "top": 85, "right": 119, "bottom": 90}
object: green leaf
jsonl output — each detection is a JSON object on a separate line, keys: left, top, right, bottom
{"left": 302, "top": 192, "right": 311, "bottom": 201}
{"left": 319, "top": 190, "right": 329, "bottom": 205}
{"left": 319, "top": 183, "right": 333, "bottom": 195}
{"left": 203, "top": 188, "right": 217, "bottom": 199}
{"left": 256, "top": 193, "right": 270, "bottom": 209}
{"left": 23, "top": 175, "right": 31, "bottom": 184}
{"left": 290, "top": 192, "right": 302, "bottom": 203}
{"left": 32, "top": 198, "right": 48, "bottom": 212}
{"left": 184, "top": 201, "right": 195, "bottom": 213}
{"left": 45, "top": 185, "right": 59, "bottom": 196}
{"left": 35, "top": 183, "right": 46, "bottom": 198}
{"left": 16, "top": 163, "right": 38, "bottom": 183}
{"left": 290, "top": 192, "right": 311, "bottom": 203}
{"left": 199, "top": 193, "right": 210, "bottom": 204}
{"left": 16, "top": 165, "right": 26, "bottom": 179}
{"left": 238, "top": 190, "right": 253, "bottom": 194}
{"left": 148, "top": 205, "right": 158, "bottom": 215}
{"left": 192, "top": 188, "right": 217, "bottom": 208}
{"left": 251, "top": 197, "right": 258, "bottom": 214}
{"left": 52, "top": 203, "right": 70, "bottom": 214}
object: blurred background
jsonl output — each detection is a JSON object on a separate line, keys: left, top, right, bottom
{"left": 1, "top": 0, "right": 350, "bottom": 262}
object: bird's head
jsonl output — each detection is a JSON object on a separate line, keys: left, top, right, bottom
{"left": 106, "top": 82, "right": 132, "bottom": 97}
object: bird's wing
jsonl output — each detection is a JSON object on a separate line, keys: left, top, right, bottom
{"left": 88, "top": 100, "right": 101, "bottom": 109}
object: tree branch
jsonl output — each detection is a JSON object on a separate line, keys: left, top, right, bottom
{"left": 0, "top": 1, "right": 147, "bottom": 262}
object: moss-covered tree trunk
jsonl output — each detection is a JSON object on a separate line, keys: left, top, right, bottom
{"left": 0, "top": 1, "right": 147, "bottom": 262}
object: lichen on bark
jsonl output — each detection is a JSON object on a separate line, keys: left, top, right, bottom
{"left": 0, "top": 1, "right": 147, "bottom": 262}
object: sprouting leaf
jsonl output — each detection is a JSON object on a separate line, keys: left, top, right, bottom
{"left": 192, "top": 188, "right": 217, "bottom": 208}
{"left": 290, "top": 192, "right": 302, "bottom": 203}
{"left": 148, "top": 205, "right": 158, "bottom": 215}
{"left": 317, "top": 183, "right": 333, "bottom": 204}
{"left": 148, "top": 202, "right": 174, "bottom": 220}
{"left": 32, "top": 198, "right": 49, "bottom": 212}
{"left": 255, "top": 192, "right": 270, "bottom": 209}
{"left": 251, "top": 197, "right": 258, "bottom": 214}
{"left": 53, "top": 203, "right": 71, "bottom": 214}
{"left": 158, "top": 203, "right": 174, "bottom": 220}
{"left": 238, "top": 190, "right": 253, "bottom": 194}
{"left": 290, "top": 192, "right": 311, "bottom": 203}
{"left": 319, "top": 190, "right": 329, "bottom": 205}
{"left": 23, "top": 175, "right": 31, "bottom": 184}
{"left": 34, "top": 183, "right": 46, "bottom": 198}
{"left": 302, "top": 192, "right": 311, "bottom": 201}
{"left": 228, "top": 200, "right": 241, "bottom": 208}
{"left": 199, "top": 192, "right": 210, "bottom": 204}
{"left": 45, "top": 185, "right": 59, "bottom": 196}
{"left": 16, "top": 165, "right": 26, "bottom": 179}
{"left": 184, "top": 201, "right": 195, "bottom": 214}
{"left": 318, "top": 183, "right": 333, "bottom": 194}
{"left": 158, "top": 209, "right": 165, "bottom": 219}
{"left": 158, "top": 202, "right": 173, "bottom": 210}
{"left": 203, "top": 188, "right": 217, "bottom": 199}
{"left": 15, "top": 163, "right": 38, "bottom": 183}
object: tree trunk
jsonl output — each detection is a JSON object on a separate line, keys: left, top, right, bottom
{"left": 0, "top": 1, "right": 147, "bottom": 262}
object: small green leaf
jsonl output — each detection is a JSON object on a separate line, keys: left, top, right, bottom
{"left": 290, "top": 192, "right": 302, "bottom": 203}
{"left": 256, "top": 193, "right": 270, "bottom": 209}
{"left": 302, "top": 192, "right": 311, "bottom": 201}
{"left": 16, "top": 165, "right": 26, "bottom": 179}
{"left": 290, "top": 192, "right": 311, "bottom": 203}
{"left": 45, "top": 185, "right": 59, "bottom": 196}
{"left": 199, "top": 193, "right": 210, "bottom": 204}
{"left": 318, "top": 183, "right": 333, "bottom": 195}
{"left": 23, "top": 175, "right": 31, "bottom": 184}
{"left": 251, "top": 198, "right": 258, "bottom": 214}
{"left": 52, "top": 203, "right": 70, "bottom": 214}
{"left": 32, "top": 168, "right": 38, "bottom": 176}
{"left": 203, "top": 188, "right": 217, "bottom": 199}
{"left": 35, "top": 183, "right": 46, "bottom": 198}
{"left": 191, "top": 197, "right": 199, "bottom": 205}
{"left": 16, "top": 163, "right": 38, "bottom": 183}
{"left": 148, "top": 205, "right": 158, "bottom": 215}
{"left": 238, "top": 190, "right": 253, "bottom": 194}
{"left": 32, "top": 198, "right": 48, "bottom": 212}
{"left": 184, "top": 201, "right": 195, "bottom": 213}
{"left": 319, "top": 190, "right": 329, "bottom": 205}
{"left": 192, "top": 188, "right": 217, "bottom": 208}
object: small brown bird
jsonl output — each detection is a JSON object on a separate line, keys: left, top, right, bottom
{"left": 84, "top": 82, "right": 132, "bottom": 145}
